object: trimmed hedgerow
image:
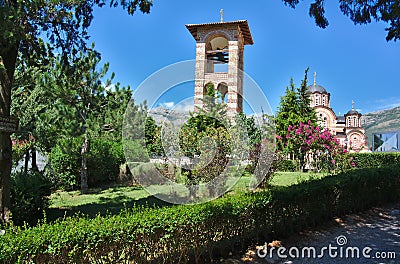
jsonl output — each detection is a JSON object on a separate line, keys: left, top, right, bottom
{"left": 349, "top": 152, "right": 400, "bottom": 169}
{"left": 1, "top": 165, "right": 399, "bottom": 263}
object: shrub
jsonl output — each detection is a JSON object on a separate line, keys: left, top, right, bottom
{"left": 1, "top": 165, "right": 399, "bottom": 263}
{"left": 10, "top": 171, "right": 52, "bottom": 226}
{"left": 87, "top": 139, "right": 125, "bottom": 186}
{"left": 48, "top": 138, "right": 125, "bottom": 189}
{"left": 47, "top": 138, "right": 81, "bottom": 190}
{"left": 349, "top": 152, "right": 400, "bottom": 168}
{"left": 276, "top": 159, "right": 298, "bottom": 172}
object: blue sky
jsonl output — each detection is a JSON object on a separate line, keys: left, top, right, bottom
{"left": 88, "top": 0, "right": 400, "bottom": 115}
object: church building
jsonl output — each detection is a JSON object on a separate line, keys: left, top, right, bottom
{"left": 307, "top": 73, "right": 368, "bottom": 151}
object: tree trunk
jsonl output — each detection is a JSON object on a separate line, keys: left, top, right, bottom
{"left": 0, "top": 44, "right": 18, "bottom": 223}
{"left": 31, "top": 147, "right": 38, "bottom": 172}
{"left": 80, "top": 135, "right": 89, "bottom": 194}
{"left": 0, "top": 133, "right": 12, "bottom": 223}
{"left": 24, "top": 148, "right": 30, "bottom": 173}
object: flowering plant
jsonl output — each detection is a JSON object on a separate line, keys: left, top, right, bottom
{"left": 279, "top": 121, "right": 351, "bottom": 172}
{"left": 11, "top": 135, "right": 35, "bottom": 163}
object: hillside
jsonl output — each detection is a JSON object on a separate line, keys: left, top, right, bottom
{"left": 147, "top": 106, "right": 400, "bottom": 148}
{"left": 148, "top": 107, "right": 188, "bottom": 126}
{"left": 362, "top": 106, "right": 400, "bottom": 146}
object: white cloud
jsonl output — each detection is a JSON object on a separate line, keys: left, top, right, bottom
{"left": 160, "top": 102, "right": 175, "bottom": 108}
{"left": 374, "top": 97, "right": 400, "bottom": 111}
{"left": 173, "top": 100, "right": 194, "bottom": 112}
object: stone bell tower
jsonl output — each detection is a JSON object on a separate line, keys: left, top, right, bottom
{"left": 186, "top": 12, "right": 253, "bottom": 118}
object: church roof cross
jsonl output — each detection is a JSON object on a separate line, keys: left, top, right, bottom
{"left": 313, "top": 72, "right": 317, "bottom": 85}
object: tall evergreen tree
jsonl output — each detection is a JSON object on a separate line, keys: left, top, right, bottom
{"left": 275, "top": 71, "right": 318, "bottom": 152}
{"left": 275, "top": 78, "right": 300, "bottom": 151}
{"left": 43, "top": 47, "right": 113, "bottom": 193}
{"left": 11, "top": 60, "right": 51, "bottom": 172}
{"left": 297, "top": 68, "right": 318, "bottom": 127}
{"left": 0, "top": 0, "right": 152, "bottom": 223}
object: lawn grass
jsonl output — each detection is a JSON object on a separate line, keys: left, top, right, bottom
{"left": 271, "top": 171, "right": 326, "bottom": 186}
{"left": 47, "top": 171, "right": 328, "bottom": 221}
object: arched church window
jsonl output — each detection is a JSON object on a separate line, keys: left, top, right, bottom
{"left": 323, "top": 117, "right": 327, "bottom": 128}
{"left": 347, "top": 117, "right": 351, "bottom": 127}
{"left": 322, "top": 95, "right": 326, "bottom": 106}
{"left": 353, "top": 116, "right": 357, "bottom": 127}
{"left": 315, "top": 95, "right": 319, "bottom": 106}
{"left": 353, "top": 137, "right": 357, "bottom": 149}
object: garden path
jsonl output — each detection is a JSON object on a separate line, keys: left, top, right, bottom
{"left": 223, "top": 202, "right": 400, "bottom": 264}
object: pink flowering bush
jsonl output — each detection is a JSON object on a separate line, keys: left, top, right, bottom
{"left": 11, "top": 136, "right": 33, "bottom": 163}
{"left": 279, "top": 121, "right": 350, "bottom": 172}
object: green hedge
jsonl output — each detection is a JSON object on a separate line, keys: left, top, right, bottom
{"left": 1, "top": 165, "right": 399, "bottom": 263}
{"left": 349, "top": 152, "right": 400, "bottom": 169}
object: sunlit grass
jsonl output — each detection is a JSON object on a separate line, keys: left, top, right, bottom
{"left": 49, "top": 185, "right": 149, "bottom": 209}
{"left": 47, "top": 171, "right": 329, "bottom": 221}
{"left": 270, "top": 171, "right": 327, "bottom": 186}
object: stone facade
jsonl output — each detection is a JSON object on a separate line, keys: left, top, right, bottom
{"left": 308, "top": 73, "right": 368, "bottom": 152}
{"left": 186, "top": 20, "right": 253, "bottom": 119}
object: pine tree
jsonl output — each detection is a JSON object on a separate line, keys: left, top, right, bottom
{"left": 43, "top": 47, "right": 111, "bottom": 193}
{"left": 275, "top": 78, "right": 300, "bottom": 151}
{"left": 0, "top": 0, "right": 153, "bottom": 223}
{"left": 297, "top": 68, "right": 317, "bottom": 127}
{"left": 275, "top": 71, "right": 318, "bottom": 153}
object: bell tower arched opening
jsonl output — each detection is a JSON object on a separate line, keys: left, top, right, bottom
{"left": 206, "top": 36, "right": 229, "bottom": 73}
{"left": 217, "top": 82, "right": 228, "bottom": 103}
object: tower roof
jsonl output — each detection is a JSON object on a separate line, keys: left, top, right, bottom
{"left": 185, "top": 20, "right": 254, "bottom": 45}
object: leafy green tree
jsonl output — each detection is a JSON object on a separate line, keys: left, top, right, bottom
{"left": 43, "top": 48, "right": 116, "bottom": 193}
{"left": 145, "top": 116, "right": 163, "bottom": 156}
{"left": 10, "top": 57, "right": 60, "bottom": 172}
{"left": 179, "top": 84, "right": 231, "bottom": 198}
{"left": 91, "top": 84, "right": 133, "bottom": 141}
{"left": 282, "top": 0, "right": 400, "bottom": 41}
{"left": 234, "top": 112, "right": 262, "bottom": 172}
{"left": 122, "top": 101, "right": 149, "bottom": 163}
{"left": 0, "top": 0, "right": 152, "bottom": 223}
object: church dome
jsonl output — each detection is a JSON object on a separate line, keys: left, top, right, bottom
{"left": 307, "top": 72, "right": 327, "bottom": 93}
{"left": 307, "top": 84, "right": 327, "bottom": 94}
{"left": 345, "top": 101, "right": 360, "bottom": 116}
{"left": 346, "top": 109, "right": 359, "bottom": 115}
